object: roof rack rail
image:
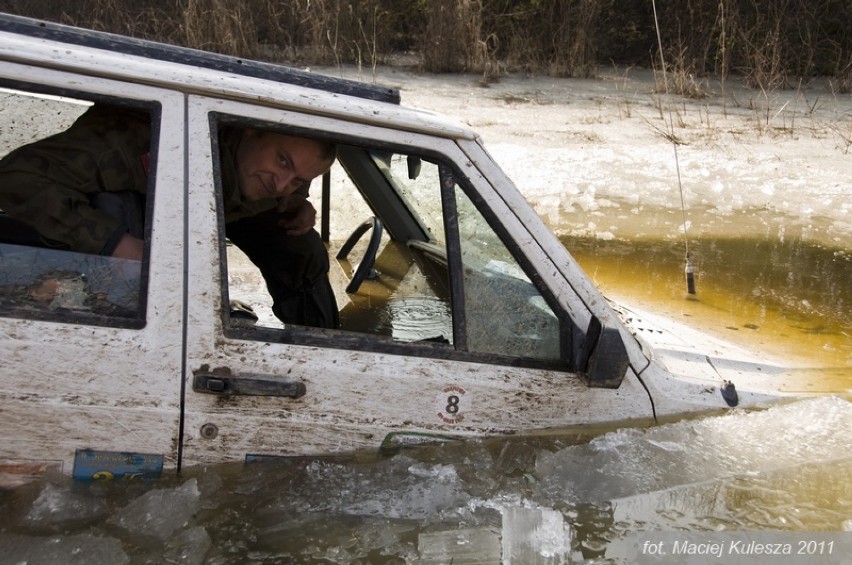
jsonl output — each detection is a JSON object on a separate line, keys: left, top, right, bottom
{"left": 0, "top": 13, "right": 401, "bottom": 104}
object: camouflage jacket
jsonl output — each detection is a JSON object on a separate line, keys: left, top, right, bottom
{"left": 0, "top": 104, "right": 294, "bottom": 255}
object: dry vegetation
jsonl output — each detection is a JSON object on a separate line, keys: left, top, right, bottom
{"left": 1, "top": 0, "right": 850, "bottom": 92}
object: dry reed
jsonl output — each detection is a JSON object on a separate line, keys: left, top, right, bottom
{"left": 0, "top": 0, "right": 849, "bottom": 88}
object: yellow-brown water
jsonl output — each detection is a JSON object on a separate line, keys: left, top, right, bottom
{"left": 562, "top": 235, "right": 851, "bottom": 389}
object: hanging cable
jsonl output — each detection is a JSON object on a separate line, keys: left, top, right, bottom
{"left": 651, "top": 0, "right": 696, "bottom": 295}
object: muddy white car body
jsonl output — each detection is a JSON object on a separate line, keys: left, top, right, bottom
{"left": 0, "top": 15, "right": 816, "bottom": 481}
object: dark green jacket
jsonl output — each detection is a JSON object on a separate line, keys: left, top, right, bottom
{"left": 0, "top": 104, "right": 295, "bottom": 255}
{"left": 0, "top": 104, "right": 150, "bottom": 254}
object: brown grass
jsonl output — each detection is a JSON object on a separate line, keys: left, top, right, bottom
{"left": 0, "top": 0, "right": 849, "bottom": 87}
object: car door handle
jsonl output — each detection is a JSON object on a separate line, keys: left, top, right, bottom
{"left": 193, "top": 373, "right": 306, "bottom": 398}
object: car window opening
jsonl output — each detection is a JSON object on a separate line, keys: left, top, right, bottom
{"left": 0, "top": 87, "right": 156, "bottom": 325}
{"left": 214, "top": 117, "right": 565, "bottom": 368}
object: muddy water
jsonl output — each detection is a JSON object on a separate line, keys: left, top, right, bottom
{"left": 0, "top": 398, "right": 849, "bottom": 563}
{"left": 562, "top": 234, "right": 851, "bottom": 373}
{"left": 2, "top": 233, "right": 850, "bottom": 564}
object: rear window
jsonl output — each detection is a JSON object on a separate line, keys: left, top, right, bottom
{"left": 0, "top": 86, "right": 159, "bottom": 327}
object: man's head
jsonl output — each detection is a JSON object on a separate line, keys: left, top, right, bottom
{"left": 235, "top": 129, "right": 336, "bottom": 202}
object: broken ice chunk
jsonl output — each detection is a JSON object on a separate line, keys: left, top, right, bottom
{"left": 24, "top": 482, "right": 108, "bottom": 532}
{"left": 0, "top": 532, "right": 128, "bottom": 564}
{"left": 501, "top": 507, "right": 573, "bottom": 564}
{"left": 162, "top": 526, "right": 212, "bottom": 565}
{"left": 108, "top": 478, "right": 201, "bottom": 542}
{"left": 418, "top": 527, "right": 501, "bottom": 564}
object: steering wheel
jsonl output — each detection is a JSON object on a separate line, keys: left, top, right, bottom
{"left": 336, "top": 217, "right": 383, "bottom": 293}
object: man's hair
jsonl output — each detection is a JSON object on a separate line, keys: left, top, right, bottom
{"left": 253, "top": 128, "right": 337, "bottom": 163}
{"left": 315, "top": 138, "right": 337, "bottom": 163}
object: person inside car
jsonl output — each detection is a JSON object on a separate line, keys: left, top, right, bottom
{"left": 0, "top": 103, "right": 339, "bottom": 328}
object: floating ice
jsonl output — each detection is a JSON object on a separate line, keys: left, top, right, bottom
{"left": 0, "top": 532, "right": 128, "bottom": 565}
{"left": 263, "top": 457, "right": 470, "bottom": 521}
{"left": 408, "top": 462, "right": 458, "bottom": 481}
{"left": 418, "top": 527, "right": 501, "bottom": 564}
{"left": 107, "top": 478, "right": 200, "bottom": 542}
{"left": 24, "top": 482, "right": 108, "bottom": 532}
{"left": 502, "top": 507, "right": 574, "bottom": 564}
{"left": 534, "top": 397, "right": 852, "bottom": 504}
{"left": 162, "top": 526, "right": 212, "bottom": 565}
{"left": 339, "top": 468, "right": 467, "bottom": 519}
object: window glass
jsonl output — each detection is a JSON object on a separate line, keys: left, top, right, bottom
{"left": 375, "top": 152, "right": 445, "bottom": 244}
{"left": 0, "top": 245, "right": 141, "bottom": 317}
{"left": 453, "top": 185, "right": 561, "bottom": 360}
{"left": 373, "top": 152, "right": 560, "bottom": 359}
{"left": 0, "top": 87, "right": 153, "bottom": 323}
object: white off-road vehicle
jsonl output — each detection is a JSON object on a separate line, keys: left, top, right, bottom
{"left": 0, "top": 14, "right": 821, "bottom": 482}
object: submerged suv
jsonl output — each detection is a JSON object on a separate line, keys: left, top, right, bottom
{"left": 0, "top": 14, "right": 811, "bottom": 481}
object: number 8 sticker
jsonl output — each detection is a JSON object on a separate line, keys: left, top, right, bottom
{"left": 436, "top": 385, "right": 469, "bottom": 424}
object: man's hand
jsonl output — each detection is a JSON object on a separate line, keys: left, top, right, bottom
{"left": 112, "top": 233, "right": 144, "bottom": 261}
{"left": 276, "top": 193, "right": 317, "bottom": 236}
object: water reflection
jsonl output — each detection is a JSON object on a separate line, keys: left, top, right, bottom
{"left": 561, "top": 235, "right": 851, "bottom": 370}
{"left": 387, "top": 295, "right": 452, "bottom": 343}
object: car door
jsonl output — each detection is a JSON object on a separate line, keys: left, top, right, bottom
{"left": 0, "top": 63, "right": 186, "bottom": 480}
{"left": 180, "top": 94, "right": 651, "bottom": 467}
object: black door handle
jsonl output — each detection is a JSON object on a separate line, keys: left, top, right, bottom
{"left": 193, "top": 373, "right": 306, "bottom": 398}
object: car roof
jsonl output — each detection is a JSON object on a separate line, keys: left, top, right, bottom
{"left": 0, "top": 13, "right": 475, "bottom": 140}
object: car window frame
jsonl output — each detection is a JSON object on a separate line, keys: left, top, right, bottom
{"left": 0, "top": 78, "right": 163, "bottom": 330}
{"left": 205, "top": 107, "right": 575, "bottom": 374}
{"left": 437, "top": 162, "right": 576, "bottom": 369}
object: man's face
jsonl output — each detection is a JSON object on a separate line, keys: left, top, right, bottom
{"left": 235, "top": 130, "right": 332, "bottom": 202}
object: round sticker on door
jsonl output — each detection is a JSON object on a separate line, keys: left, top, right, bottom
{"left": 436, "top": 385, "right": 469, "bottom": 424}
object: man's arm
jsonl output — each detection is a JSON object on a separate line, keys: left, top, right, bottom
{"left": 275, "top": 193, "right": 317, "bottom": 236}
{"left": 111, "top": 233, "right": 144, "bottom": 260}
